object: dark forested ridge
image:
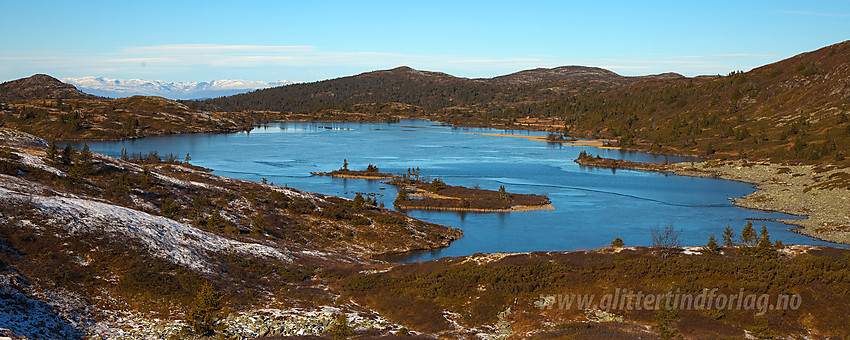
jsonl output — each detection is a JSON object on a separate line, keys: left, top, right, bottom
{"left": 192, "top": 65, "right": 683, "bottom": 114}
{"left": 193, "top": 41, "right": 850, "bottom": 164}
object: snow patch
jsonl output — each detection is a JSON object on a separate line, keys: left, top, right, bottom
{"left": 14, "top": 152, "right": 66, "bottom": 176}
{"left": 0, "top": 128, "right": 48, "bottom": 147}
{"left": 0, "top": 187, "right": 292, "bottom": 273}
{"left": 0, "top": 272, "right": 85, "bottom": 340}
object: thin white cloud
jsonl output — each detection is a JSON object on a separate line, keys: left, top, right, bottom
{"left": 709, "top": 53, "right": 777, "bottom": 58}
{"left": 124, "top": 44, "right": 315, "bottom": 55}
{"left": 780, "top": 10, "right": 850, "bottom": 18}
{"left": 106, "top": 57, "right": 174, "bottom": 63}
{"left": 107, "top": 44, "right": 556, "bottom": 70}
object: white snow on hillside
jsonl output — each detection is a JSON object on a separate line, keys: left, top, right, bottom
{"left": 62, "top": 76, "right": 300, "bottom": 100}
{"left": 0, "top": 185, "right": 292, "bottom": 274}
{"left": 0, "top": 272, "right": 85, "bottom": 340}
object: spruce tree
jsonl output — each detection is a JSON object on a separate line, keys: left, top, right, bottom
{"left": 74, "top": 143, "right": 93, "bottom": 175}
{"left": 722, "top": 225, "right": 737, "bottom": 247}
{"left": 610, "top": 237, "right": 625, "bottom": 248}
{"left": 498, "top": 185, "right": 508, "bottom": 201}
{"left": 703, "top": 234, "right": 720, "bottom": 254}
{"left": 187, "top": 282, "right": 223, "bottom": 335}
{"left": 749, "top": 314, "right": 774, "bottom": 340}
{"left": 741, "top": 221, "right": 756, "bottom": 246}
{"left": 46, "top": 140, "right": 59, "bottom": 165}
{"left": 756, "top": 225, "right": 776, "bottom": 257}
{"left": 62, "top": 143, "right": 73, "bottom": 165}
{"left": 352, "top": 193, "right": 366, "bottom": 210}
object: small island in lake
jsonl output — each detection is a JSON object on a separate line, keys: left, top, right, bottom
{"left": 311, "top": 159, "right": 394, "bottom": 179}
{"left": 389, "top": 168, "right": 552, "bottom": 212}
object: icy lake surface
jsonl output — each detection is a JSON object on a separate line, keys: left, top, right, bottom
{"left": 81, "top": 119, "right": 842, "bottom": 262}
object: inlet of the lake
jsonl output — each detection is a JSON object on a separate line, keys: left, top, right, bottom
{"left": 80, "top": 119, "right": 841, "bottom": 262}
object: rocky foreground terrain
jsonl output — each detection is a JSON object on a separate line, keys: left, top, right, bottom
{"left": 2, "top": 125, "right": 849, "bottom": 339}
{"left": 0, "top": 127, "right": 459, "bottom": 339}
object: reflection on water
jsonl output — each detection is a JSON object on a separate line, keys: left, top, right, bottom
{"left": 80, "top": 119, "right": 842, "bottom": 262}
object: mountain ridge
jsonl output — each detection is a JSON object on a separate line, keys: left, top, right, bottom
{"left": 191, "top": 40, "right": 850, "bottom": 165}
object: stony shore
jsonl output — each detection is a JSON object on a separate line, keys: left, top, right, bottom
{"left": 577, "top": 157, "right": 850, "bottom": 245}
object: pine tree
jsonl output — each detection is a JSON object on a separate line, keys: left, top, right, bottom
{"left": 394, "top": 188, "right": 409, "bottom": 206}
{"left": 62, "top": 143, "right": 73, "bottom": 165}
{"left": 610, "top": 237, "right": 625, "bottom": 248}
{"left": 352, "top": 193, "right": 366, "bottom": 210}
{"left": 498, "top": 185, "right": 508, "bottom": 201}
{"left": 327, "top": 314, "right": 352, "bottom": 340}
{"left": 722, "top": 225, "right": 736, "bottom": 247}
{"left": 430, "top": 178, "right": 446, "bottom": 192}
{"left": 46, "top": 140, "right": 59, "bottom": 165}
{"left": 703, "top": 234, "right": 720, "bottom": 254}
{"left": 741, "top": 221, "right": 756, "bottom": 246}
{"left": 140, "top": 166, "right": 152, "bottom": 188}
{"left": 756, "top": 225, "right": 776, "bottom": 257}
{"left": 655, "top": 305, "right": 680, "bottom": 340}
{"left": 186, "top": 282, "right": 224, "bottom": 336}
{"left": 749, "top": 314, "right": 774, "bottom": 340}
{"left": 74, "top": 143, "right": 93, "bottom": 175}
{"left": 120, "top": 148, "right": 129, "bottom": 161}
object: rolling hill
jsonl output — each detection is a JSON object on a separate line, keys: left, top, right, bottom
{"left": 193, "top": 40, "right": 850, "bottom": 165}
{"left": 0, "top": 75, "right": 280, "bottom": 140}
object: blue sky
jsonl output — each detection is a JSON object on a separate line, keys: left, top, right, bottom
{"left": 1, "top": 0, "right": 848, "bottom": 82}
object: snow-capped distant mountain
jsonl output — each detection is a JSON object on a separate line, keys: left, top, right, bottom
{"left": 62, "top": 76, "right": 300, "bottom": 100}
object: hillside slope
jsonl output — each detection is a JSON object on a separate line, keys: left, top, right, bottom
{"left": 192, "top": 65, "right": 674, "bottom": 114}
{"left": 193, "top": 41, "right": 850, "bottom": 165}
{"left": 0, "top": 128, "right": 460, "bottom": 338}
{"left": 0, "top": 74, "right": 96, "bottom": 101}
{"left": 0, "top": 75, "right": 282, "bottom": 140}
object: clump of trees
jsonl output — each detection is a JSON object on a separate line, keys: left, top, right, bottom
{"left": 720, "top": 221, "right": 780, "bottom": 257}
{"left": 352, "top": 192, "right": 378, "bottom": 210}
{"left": 546, "top": 132, "right": 565, "bottom": 142}
{"left": 119, "top": 148, "right": 189, "bottom": 165}
{"left": 390, "top": 167, "right": 423, "bottom": 185}
{"left": 429, "top": 178, "right": 446, "bottom": 193}
{"left": 45, "top": 141, "right": 96, "bottom": 180}
{"left": 394, "top": 188, "right": 409, "bottom": 207}
{"left": 498, "top": 185, "right": 508, "bottom": 201}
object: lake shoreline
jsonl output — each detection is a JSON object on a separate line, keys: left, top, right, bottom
{"left": 396, "top": 203, "right": 555, "bottom": 213}
{"left": 310, "top": 171, "right": 393, "bottom": 180}
{"left": 576, "top": 156, "right": 850, "bottom": 245}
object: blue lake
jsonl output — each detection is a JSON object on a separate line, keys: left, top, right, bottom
{"left": 80, "top": 120, "right": 841, "bottom": 261}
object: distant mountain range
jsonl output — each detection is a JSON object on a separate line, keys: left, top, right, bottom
{"left": 61, "top": 76, "right": 299, "bottom": 99}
